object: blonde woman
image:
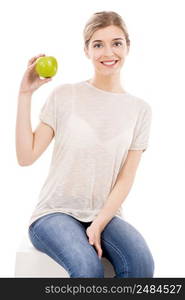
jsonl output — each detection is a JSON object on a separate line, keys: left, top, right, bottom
{"left": 16, "top": 11, "right": 155, "bottom": 278}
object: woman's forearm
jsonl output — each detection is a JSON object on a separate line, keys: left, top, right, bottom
{"left": 92, "top": 175, "right": 135, "bottom": 231}
{"left": 15, "top": 91, "right": 34, "bottom": 166}
{"left": 92, "top": 150, "right": 143, "bottom": 231}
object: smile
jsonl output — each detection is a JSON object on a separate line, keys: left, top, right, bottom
{"left": 100, "top": 60, "right": 119, "bottom": 67}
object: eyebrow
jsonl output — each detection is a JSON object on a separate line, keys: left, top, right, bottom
{"left": 92, "top": 38, "right": 125, "bottom": 43}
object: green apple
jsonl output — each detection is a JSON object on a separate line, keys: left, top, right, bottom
{"left": 35, "top": 56, "right": 58, "bottom": 78}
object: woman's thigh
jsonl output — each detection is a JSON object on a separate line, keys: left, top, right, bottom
{"left": 28, "top": 212, "right": 104, "bottom": 278}
{"left": 101, "top": 216, "right": 155, "bottom": 278}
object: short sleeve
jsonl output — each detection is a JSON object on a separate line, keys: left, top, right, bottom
{"left": 129, "top": 104, "right": 152, "bottom": 152}
{"left": 39, "top": 88, "right": 56, "bottom": 135}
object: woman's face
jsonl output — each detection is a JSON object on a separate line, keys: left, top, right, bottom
{"left": 84, "top": 25, "right": 129, "bottom": 76}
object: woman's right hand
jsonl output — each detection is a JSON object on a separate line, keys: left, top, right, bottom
{"left": 19, "top": 53, "right": 52, "bottom": 94}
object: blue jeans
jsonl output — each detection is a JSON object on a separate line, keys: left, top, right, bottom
{"left": 28, "top": 212, "right": 155, "bottom": 278}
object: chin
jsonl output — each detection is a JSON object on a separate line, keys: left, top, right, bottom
{"left": 98, "top": 68, "right": 121, "bottom": 75}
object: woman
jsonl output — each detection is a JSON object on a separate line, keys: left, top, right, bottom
{"left": 16, "top": 11, "right": 155, "bottom": 278}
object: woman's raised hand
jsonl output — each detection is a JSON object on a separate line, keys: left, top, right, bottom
{"left": 19, "top": 53, "right": 52, "bottom": 94}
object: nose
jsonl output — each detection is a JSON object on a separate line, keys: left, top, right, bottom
{"left": 102, "top": 45, "right": 114, "bottom": 57}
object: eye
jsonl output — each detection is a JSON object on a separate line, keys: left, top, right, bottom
{"left": 114, "top": 42, "right": 123, "bottom": 47}
{"left": 93, "top": 42, "right": 123, "bottom": 48}
{"left": 93, "top": 43, "right": 102, "bottom": 48}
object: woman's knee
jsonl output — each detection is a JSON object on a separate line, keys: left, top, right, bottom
{"left": 142, "top": 248, "right": 155, "bottom": 277}
{"left": 125, "top": 234, "right": 155, "bottom": 277}
{"left": 102, "top": 217, "right": 155, "bottom": 277}
{"left": 114, "top": 241, "right": 155, "bottom": 278}
{"left": 129, "top": 227, "right": 155, "bottom": 277}
{"left": 70, "top": 256, "right": 104, "bottom": 278}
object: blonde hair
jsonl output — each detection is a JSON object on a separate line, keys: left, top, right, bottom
{"left": 83, "top": 11, "right": 130, "bottom": 50}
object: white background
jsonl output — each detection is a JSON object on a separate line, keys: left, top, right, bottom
{"left": 0, "top": 0, "right": 185, "bottom": 277}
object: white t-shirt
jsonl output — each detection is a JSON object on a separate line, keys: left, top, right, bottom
{"left": 28, "top": 80, "right": 152, "bottom": 227}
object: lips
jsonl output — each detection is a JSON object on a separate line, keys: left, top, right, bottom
{"left": 100, "top": 60, "right": 119, "bottom": 66}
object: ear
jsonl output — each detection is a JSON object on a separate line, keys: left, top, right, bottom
{"left": 84, "top": 46, "right": 90, "bottom": 59}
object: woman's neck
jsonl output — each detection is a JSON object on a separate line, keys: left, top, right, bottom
{"left": 88, "top": 75, "right": 126, "bottom": 94}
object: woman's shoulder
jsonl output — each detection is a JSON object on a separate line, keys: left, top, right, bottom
{"left": 54, "top": 82, "right": 73, "bottom": 94}
{"left": 127, "top": 92, "right": 152, "bottom": 112}
{"left": 53, "top": 81, "right": 83, "bottom": 95}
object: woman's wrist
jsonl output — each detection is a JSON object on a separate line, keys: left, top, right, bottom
{"left": 91, "top": 219, "right": 104, "bottom": 232}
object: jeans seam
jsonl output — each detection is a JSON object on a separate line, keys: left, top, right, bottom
{"left": 28, "top": 227, "right": 36, "bottom": 239}
{"left": 101, "top": 237, "right": 129, "bottom": 277}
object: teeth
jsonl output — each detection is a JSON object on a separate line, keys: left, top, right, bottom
{"left": 103, "top": 61, "right": 115, "bottom": 65}
{"left": 102, "top": 60, "right": 117, "bottom": 65}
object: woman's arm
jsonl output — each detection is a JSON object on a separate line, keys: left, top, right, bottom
{"left": 16, "top": 54, "right": 53, "bottom": 166}
{"left": 92, "top": 150, "right": 143, "bottom": 231}
{"left": 15, "top": 91, "right": 34, "bottom": 166}
{"left": 16, "top": 92, "right": 54, "bottom": 166}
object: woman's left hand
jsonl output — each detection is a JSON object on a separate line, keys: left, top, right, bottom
{"left": 86, "top": 224, "right": 103, "bottom": 259}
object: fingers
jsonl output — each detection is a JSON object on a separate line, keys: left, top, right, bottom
{"left": 96, "top": 244, "right": 103, "bottom": 259}
{"left": 27, "top": 53, "right": 46, "bottom": 67}
{"left": 40, "top": 77, "right": 52, "bottom": 85}
{"left": 86, "top": 227, "right": 102, "bottom": 258}
{"left": 89, "top": 239, "right": 102, "bottom": 259}
{"left": 28, "top": 60, "right": 37, "bottom": 70}
{"left": 94, "top": 243, "right": 102, "bottom": 259}
{"left": 44, "top": 78, "right": 52, "bottom": 83}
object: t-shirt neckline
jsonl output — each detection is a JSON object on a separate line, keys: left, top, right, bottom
{"left": 83, "top": 80, "right": 129, "bottom": 96}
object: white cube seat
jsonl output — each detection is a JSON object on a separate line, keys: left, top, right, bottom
{"left": 15, "top": 234, "right": 115, "bottom": 277}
